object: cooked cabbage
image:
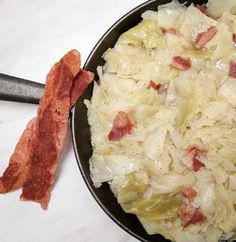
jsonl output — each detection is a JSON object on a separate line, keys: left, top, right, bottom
{"left": 218, "top": 79, "right": 236, "bottom": 107}
{"left": 121, "top": 193, "right": 183, "bottom": 225}
{"left": 207, "top": 0, "right": 236, "bottom": 18}
{"left": 117, "top": 20, "right": 166, "bottom": 49}
{"left": 87, "top": 1, "right": 236, "bottom": 241}
{"left": 156, "top": 1, "right": 186, "bottom": 29}
{"left": 180, "top": 5, "right": 217, "bottom": 42}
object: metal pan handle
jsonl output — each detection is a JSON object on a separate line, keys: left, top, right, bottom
{"left": 0, "top": 73, "right": 44, "bottom": 104}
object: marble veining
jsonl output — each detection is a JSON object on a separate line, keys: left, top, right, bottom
{"left": 0, "top": 0, "right": 146, "bottom": 241}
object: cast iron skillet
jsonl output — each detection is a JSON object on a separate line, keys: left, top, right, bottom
{"left": 0, "top": 0, "right": 207, "bottom": 241}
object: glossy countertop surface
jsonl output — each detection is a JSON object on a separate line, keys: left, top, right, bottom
{"left": 0, "top": 0, "right": 145, "bottom": 241}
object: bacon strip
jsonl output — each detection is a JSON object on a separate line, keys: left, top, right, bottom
{"left": 182, "top": 187, "right": 197, "bottom": 202}
{"left": 195, "top": 26, "right": 218, "bottom": 49}
{"left": 0, "top": 50, "right": 94, "bottom": 209}
{"left": 108, "top": 111, "right": 135, "bottom": 141}
{"left": 187, "top": 145, "right": 207, "bottom": 172}
{"left": 196, "top": 4, "right": 211, "bottom": 18}
{"left": 170, "top": 56, "right": 191, "bottom": 71}
{"left": 179, "top": 204, "right": 206, "bottom": 228}
{"left": 229, "top": 60, "right": 236, "bottom": 78}
{"left": 20, "top": 50, "right": 93, "bottom": 209}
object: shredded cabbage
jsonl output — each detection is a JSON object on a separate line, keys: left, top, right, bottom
{"left": 207, "top": 0, "right": 236, "bottom": 18}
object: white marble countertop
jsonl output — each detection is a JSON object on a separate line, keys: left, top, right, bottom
{"left": 0, "top": 1, "right": 145, "bottom": 241}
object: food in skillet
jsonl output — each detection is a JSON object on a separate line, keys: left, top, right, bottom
{"left": 0, "top": 50, "right": 94, "bottom": 209}
{"left": 87, "top": 0, "right": 236, "bottom": 241}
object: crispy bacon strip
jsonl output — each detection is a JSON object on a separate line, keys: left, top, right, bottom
{"left": 187, "top": 145, "right": 207, "bottom": 172}
{"left": 196, "top": 4, "right": 211, "bottom": 18}
{"left": 229, "top": 60, "right": 236, "bottom": 78}
{"left": 0, "top": 50, "right": 94, "bottom": 209}
{"left": 170, "top": 56, "right": 191, "bottom": 71}
{"left": 195, "top": 26, "right": 218, "bottom": 49}
{"left": 0, "top": 119, "right": 36, "bottom": 193}
{"left": 20, "top": 50, "right": 93, "bottom": 209}
{"left": 108, "top": 111, "right": 135, "bottom": 141}
{"left": 179, "top": 204, "right": 206, "bottom": 228}
{"left": 182, "top": 187, "right": 197, "bottom": 202}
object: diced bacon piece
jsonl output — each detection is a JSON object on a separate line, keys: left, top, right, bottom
{"left": 196, "top": 4, "right": 211, "bottom": 18}
{"left": 233, "top": 34, "right": 236, "bottom": 45}
{"left": 148, "top": 81, "right": 161, "bottom": 91}
{"left": 187, "top": 145, "right": 207, "bottom": 172}
{"left": 161, "top": 27, "right": 179, "bottom": 36}
{"left": 108, "top": 111, "right": 135, "bottom": 141}
{"left": 170, "top": 56, "right": 192, "bottom": 71}
{"left": 195, "top": 26, "right": 218, "bottom": 49}
{"left": 229, "top": 60, "right": 236, "bottom": 78}
{"left": 179, "top": 204, "right": 207, "bottom": 228}
{"left": 192, "top": 157, "right": 205, "bottom": 172}
{"left": 182, "top": 187, "right": 197, "bottom": 202}
{"left": 190, "top": 208, "right": 207, "bottom": 225}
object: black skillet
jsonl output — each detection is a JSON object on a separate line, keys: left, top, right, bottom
{"left": 0, "top": 0, "right": 207, "bottom": 241}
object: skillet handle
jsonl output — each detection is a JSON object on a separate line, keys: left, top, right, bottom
{"left": 0, "top": 73, "right": 44, "bottom": 104}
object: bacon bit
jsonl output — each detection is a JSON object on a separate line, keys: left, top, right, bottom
{"left": 170, "top": 56, "right": 192, "bottom": 71}
{"left": 190, "top": 209, "right": 207, "bottom": 225}
{"left": 108, "top": 111, "right": 135, "bottom": 141}
{"left": 187, "top": 145, "right": 207, "bottom": 172}
{"left": 195, "top": 26, "right": 218, "bottom": 49}
{"left": 229, "top": 60, "right": 236, "bottom": 78}
{"left": 161, "top": 27, "right": 179, "bottom": 36}
{"left": 196, "top": 4, "right": 211, "bottom": 18}
{"left": 179, "top": 204, "right": 207, "bottom": 228}
{"left": 192, "top": 157, "right": 205, "bottom": 172}
{"left": 148, "top": 81, "right": 161, "bottom": 91}
{"left": 182, "top": 187, "right": 197, "bottom": 202}
{"left": 233, "top": 34, "right": 236, "bottom": 45}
